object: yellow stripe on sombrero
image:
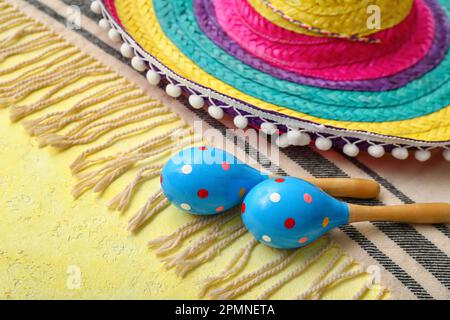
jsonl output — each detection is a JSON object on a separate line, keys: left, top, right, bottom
{"left": 248, "top": 0, "right": 415, "bottom": 37}
{"left": 116, "top": 0, "right": 450, "bottom": 142}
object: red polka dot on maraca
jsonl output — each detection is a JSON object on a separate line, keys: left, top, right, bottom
{"left": 197, "top": 189, "right": 209, "bottom": 199}
{"left": 284, "top": 218, "right": 295, "bottom": 229}
{"left": 303, "top": 193, "right": 312, "bottom": 203}
{"left": 241, "top": 202, "right": 246, "bottom": 214}
{"left": 199, "top": 146, "right": 207, "bottom": 151}
{"left": 275, "top": 178, "right": 285, "bottom": 183}
{"left": 216, "top": 206, "right": 224, "bottom": 212}
{"left": 221, "top": 161, "right": 230, "bottom": 171}
{"left": 322, "top": 217, "right": 330, "bottom": 228}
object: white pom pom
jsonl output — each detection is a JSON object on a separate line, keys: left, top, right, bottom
{"left": 368, "top": 145, "right": 385, "bottom": 158}
{"left": 120, "top": 43, "right": 134, "bottom": 58}
{"left": 146, "top": 70, "right": 161, "bottom": 85}
{"left": 90, "top": 1, "right": 101, "bottom": 14}
{"left": 315, "top": 137, "right": 332, "bottom": 151}
{"left": 443, "top": 149, "right": 450, "bottom": 161}
{"left": 287, "top": 130, "right": 310, "bottom": 146}
{"left": 260, "top": 122, "right": 277, "bottom": 135}
{"left": 98, "top": 19, "right": 109, "bottom": 30}
{"left": 233, "top": 115, "right": 248, "bottom": 129}
{"left": 131, "top": 56, "right": 146, "bottom": 72}
{"left": 391, "top": 147, "right": 409, "bottom": 160}
{"left": 415, "top": 150, "right": 431, "bottom": 162}
{"left": 275, "top": 134, "right": 290, "bottom": 148}
{"left": 343, "top": 144, "right": 359, "bottom": 157}
{"left": 107, "top": 28, "right": 121, "bottom": 43}
{"left": 188, "top": 95, "right": 204, "bottom": 109}
{"left": 208, "top": 106, "right": 224, "bottom": 120}
{"left": 166, "top": 84, "right": 182, "bottom": 98}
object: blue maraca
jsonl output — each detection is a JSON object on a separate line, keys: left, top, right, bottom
{"left": 242, "top": 177, "right": 450, "bottom": 249}
{"left": 161, "top": 147, "right": 380, "bottom": 215}
{"left": 161, "top": 146, "right": 266, "bottom": 215}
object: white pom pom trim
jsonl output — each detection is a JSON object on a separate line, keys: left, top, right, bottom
{"left": 260, "top": 122, "right": 277, "bottom": 135}
{"left": 233, "top": 115, "right": 248, "bottom": 129}
{"left": 208, "top": 106, "right": 224, "bottom": 120}
{"left": 391, "top": 147, "right": 409, "bottom": 160}
{"left": 131, "top": 56, "right": 146, "bottom": 72}
{"left": 343, "top": 144, "right": 359, "bottom": 157}
{"left": 98, "top": 19, "right": 110, "bottom": 30}
{"left": 443, "top": 149, "right": 450, "bottom": 161}
{"left": 166, "top": 84, "right": 182, "bottom": 98}
{"left": 90, "top": 1, "right": 101, "bottom": 14}
{"left": 368, "top": 145, "right": 385, "bottom": 158}
{"left": 276, "top": 134, "right": 289, "bottom": 148}
{"left": 188, "top": 95, "right": 204, "bottom": 109}
{"left": 287, "top": 130, "right": 310, "bottom": 146}
{"left": 120, "top": 43, "right": 134, "bottom": 58}
{"left": 315, "top": 137, "right": 332, "bottom": 151}
{"left": 107, "top": 29, "right": 121, "bottom": 43}
{"left": 146, "top": 70, "right": 161, "bottom": 85}
{"left": 91, "top": 6, "right": 450, "bottom": 164}
{"left": 415, "top": 150, "right": 431, "bottom": 162}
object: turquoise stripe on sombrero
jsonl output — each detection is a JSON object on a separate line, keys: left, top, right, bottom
{"left": 153, "top": 0, "right": 450, "bottom": 122}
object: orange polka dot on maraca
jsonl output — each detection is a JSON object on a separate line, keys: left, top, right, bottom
{"left": 322, "top": 217, "right": 330, "bottom": 228}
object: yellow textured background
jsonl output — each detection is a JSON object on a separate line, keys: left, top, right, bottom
{"left": 0, "top": 102, "right": 385, "bottom": 300}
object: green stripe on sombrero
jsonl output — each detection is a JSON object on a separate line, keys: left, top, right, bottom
{"left": 153, "top": 0, "right": 450, "bottom": 122}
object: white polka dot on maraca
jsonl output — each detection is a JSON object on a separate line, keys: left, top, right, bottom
{"left": 262, "top": 235, "right": 272, "bottom": 243}
{"left": 180, "top": 203, "right": 191, "bottom": 211}
{"left": 181, "top": 164, "right": 192, "bottom": 174}
{"left": 269, "top": 193, "right": 281, "bottom": 203}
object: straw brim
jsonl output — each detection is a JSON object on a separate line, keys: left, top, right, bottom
{"left": 96, "top": 0, "right": 450, "bottom": 159}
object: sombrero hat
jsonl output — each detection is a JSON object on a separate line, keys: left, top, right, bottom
{"left": 90, "top": 0, "right": 450, "bottom": 162}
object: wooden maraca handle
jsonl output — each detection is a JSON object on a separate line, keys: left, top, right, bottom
{"left": 303, "top": 178, "right": 380, "bottom": 199}
{"left": 349, "top": 203, "right": 450, "bottom": 224}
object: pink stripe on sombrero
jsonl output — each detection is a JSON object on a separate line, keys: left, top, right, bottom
{"left": 103, "top": 0, "right": 122, "bottom": 26}
{"left": 215, "top": 0, "right": 435, "bottom": 81}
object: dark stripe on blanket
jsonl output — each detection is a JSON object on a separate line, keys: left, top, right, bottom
{"left": 346, "top": 157, "right": 450, "bottom": 240}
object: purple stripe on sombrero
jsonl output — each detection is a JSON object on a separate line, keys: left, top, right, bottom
{"left": 195, "top": 0, "right": 449, "bottom": 92}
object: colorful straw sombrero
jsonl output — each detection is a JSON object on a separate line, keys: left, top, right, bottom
{"left": 91, "top": 0, "right": 450, "bottom": 161}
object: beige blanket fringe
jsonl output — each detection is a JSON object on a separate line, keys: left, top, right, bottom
{"left": 0, "top": 0, "right": 387, "bottom": 300}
